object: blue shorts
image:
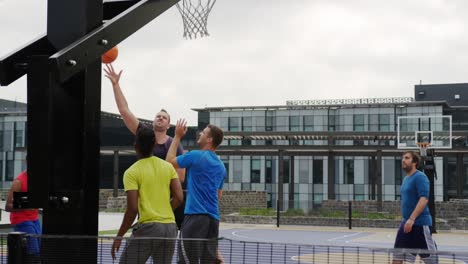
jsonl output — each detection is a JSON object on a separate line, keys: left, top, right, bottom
{"left": 394, "top": 223, "right": 438, "bottom": 263}
{"left": 14, "top": 219, "right": 41, "bottom": 256}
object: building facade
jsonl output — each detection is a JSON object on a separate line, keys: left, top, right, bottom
{"left": 193, "top": 84, "right": 468, "bottom": 210}
{"left": 0, "top": 99, "right": 27, "bottom": 189}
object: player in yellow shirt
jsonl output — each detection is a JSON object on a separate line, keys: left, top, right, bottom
{"left": 112, "top": 125, "right": 183, "bottom": 264}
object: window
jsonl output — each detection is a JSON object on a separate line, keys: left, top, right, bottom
{"left": 313, "top": 160, "right": 323, "bottom": 184}
{"left": 289, "top": 116, "right": 300, "bottom": 131}
{"left": 266, "top": 111, "right": 275, "bottom": 131}
{"left": 228, "top": 117, "right": 240, "bottom": 131}
{"left": 15, "top": 122, "right": 25, "bottom": 148}
{"left": 328, "top": 115, "right": 336, "bottom": 131}
{"left": 233, "top": 158, "right": 242, "bottom": 183}
{"left": 251, "top": 158, "right": 261, "bottom": 183}
{"left": 229, "top": 140, "right": 241, "bottom": 146}
{"left": 395, "top": 157, "right": 403, "bottom": 199}
{"left": 344, "top": 159, "right": 354, "bottom": 184}
{"left": 276, "top": 116, "right": 288, "bottom": 131}
{"left": 0, "top": 130, "right": 3, "bottom": 151}
{"left": 464, "top": 158, "right": 468, "bottom": 196}
{"left": 299, "top": 159, "right": 309, "bottom": 183}
{"left": 242, "top": 117, "right": 252, "bottom": 132}
{"left": 353, "top": 114, "right": 365, "bottom": 131}
{"left": 6, "top": 159, "right": 14, "bottom": 181}
{"left": 420, "top": 118, "right": 430, "bottom": 131}
{"left": 3, "top": 122, "right": 14, "bottom": 152}
{"left": 369, "top": 114, "right": 379, "bottom": 132}
{"left": 221, "top": 158, "right": 229, "bottom": 183}
{"left": 394, "top": 158, "right": 403, "bottom": 185}
{"left": 265, "top": 157, "right": 273, "bottom": 184}
{"left": 255, "top": 116, "right": 265, "bottom": 131}
{"left": 303, "top": 116, "right": 314, "bottom": 131}
{"left": 379, "top": 114, "right": 391, "bottom": 131}
{"left": 282, "top": 157, "right": 290, "bottom": 183}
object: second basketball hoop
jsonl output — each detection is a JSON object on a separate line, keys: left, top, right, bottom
{"left": 176, "top": 0, "right": 217, "bottom": 39}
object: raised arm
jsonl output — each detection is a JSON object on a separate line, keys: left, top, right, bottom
{"left": 104, "top": 64, "right": 139, "bottom": 135}
{"left": 166, "top": 119, "right": 188, "bottom": 168}
{"left": 170, "top": 178, "right": 183, "bottom": 210}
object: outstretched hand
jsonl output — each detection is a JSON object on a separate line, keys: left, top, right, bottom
{"left": 111, "top": 237, "right": 122, "bottom": 261}
{"left": 103, "top": 64, "right": 122, "bottom": 86}
{"left": 175, "top": 119, "right": 188, "bottom": 139}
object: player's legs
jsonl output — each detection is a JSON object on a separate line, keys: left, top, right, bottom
{"left": 14, "top": 219, "right": 41, "bottom": 256}
{"left": 119, "top": 223, "right": 153, "bottom": 264}
{"left": 203, "top": 217, "right": 220, "bottom": 263}
{"left": 418, "top": 226, "right": 438, "bottom": 264}
{"left": 393, "top": 222, "right": 416, "bottom": 263}
{"left": 150, "top": 223, "right": 178, "bottom": 264}
{"left": 178, "top": 215, "right": 210, "bottom": 264}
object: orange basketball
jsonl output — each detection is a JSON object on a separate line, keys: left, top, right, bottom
{"left": 102, "top": 46, "right": 118, "bottom": 64}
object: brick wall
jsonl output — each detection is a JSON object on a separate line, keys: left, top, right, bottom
{"left": 104, "top": 190, "right": 268, "bottom": 213}
{"left": 219, "top": 191, "right": 267, "bottom": 214}
{"left": 322, "top": 199, "right": 468, "bottom": 220}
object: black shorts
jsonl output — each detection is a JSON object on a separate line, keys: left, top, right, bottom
{"left": 178, "top": 214, "right": 219, "bottom": 264}
{"left": 394, "top": 223, "right": 438, "bottom": 263}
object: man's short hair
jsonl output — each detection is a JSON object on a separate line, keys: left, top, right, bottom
{"left": 207, "top": 124, "right": 224, "bottom": 148}
{"left": 136, "top": 125, "right": 155, "bottom": 157}
{"left": 159, "top": 109, "right": 170, "bottom": 123}
{"left": 403, "top": 151, "right": 421, "bottom": 168}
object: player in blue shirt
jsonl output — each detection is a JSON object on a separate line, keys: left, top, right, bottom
{"left": 393, "top": 151, "right": 438, "bottom": 264}
{"left": 167, "top": 119, "right": 226, "bottom": 264}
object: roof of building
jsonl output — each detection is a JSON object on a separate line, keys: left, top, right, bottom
{"left": 192, "top": 100, "right": 450, "bottom": 112}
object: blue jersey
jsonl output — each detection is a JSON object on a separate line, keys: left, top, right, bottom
{"left": 400, "top": 170, "right": 432, "bottom": 226}
{"left": 177, "top": 150, "right": 226, "bottom": 220}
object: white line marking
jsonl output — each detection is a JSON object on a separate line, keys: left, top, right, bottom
{"left": 327, "top": 232, "right": 362, "bottom": 242}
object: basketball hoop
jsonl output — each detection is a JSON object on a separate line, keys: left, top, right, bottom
{"left": 417, "top": 142, "right": 431, "bottom": 157}
{"left": 176, "top": 0, "right": 217, "bottom": 39}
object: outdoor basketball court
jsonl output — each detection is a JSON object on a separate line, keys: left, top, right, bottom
{"left": 217, "top": 224, "right": 468, "bottom": 263}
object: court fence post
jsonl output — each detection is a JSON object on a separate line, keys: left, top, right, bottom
{"left": 276, "top": 199, "right": 280, "bottom": 227}
{"left": 8, "top": 232, "right": 26, "bottom": 263}
{"left": 348, "top": 201, "right": 352, "bottom": 229}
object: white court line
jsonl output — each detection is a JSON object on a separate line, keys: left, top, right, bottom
{"left": 327, "top": 232, "right": 362, "bottom": 242}
{"left": 231, "top": 230, "right": 282, "bottom": 244}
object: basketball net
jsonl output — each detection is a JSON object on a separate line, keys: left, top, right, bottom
{"left": 416, "top": 142, "right": 431, "bottom": 157}
{"left": 176, "top": 0, "right": 217, "bottom": 39}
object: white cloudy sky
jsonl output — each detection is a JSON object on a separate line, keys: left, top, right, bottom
{"left": 1, "top": 0, "right": 467, "bottom": 125}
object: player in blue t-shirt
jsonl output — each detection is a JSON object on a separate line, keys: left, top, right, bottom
{"left": 393, "top": 151, "right": 438, "bottom": 264}
{"left": 167, "top": 119, "right": 226, "bottom": 264}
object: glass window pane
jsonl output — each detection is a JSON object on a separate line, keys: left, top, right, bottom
{"left": 304, "top": 116, "right": 314, "bottom": 131}
{"left": 228, "top": 117, "right": 240, "bottom": 131}
{"left": 289, "top": 116, "right": 300, "bottom": 131}
{"left": 313, "top": 160, "right": 323, "bottom": 184}
{"left": 353, "top": 114, "right": 365, "bottom": 132}
{"left": 344, "top": 159, "right": 354, "bottom": 184}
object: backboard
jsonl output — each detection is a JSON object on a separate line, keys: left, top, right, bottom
{"left": 397, "top": 115, "right": 452, "bottom": 149}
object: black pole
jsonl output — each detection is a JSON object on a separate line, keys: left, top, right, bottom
{"left": 348, "top": 201, "right": 352, "bottom": 229}
{"left": 423, "top": 149, "right": 437, "bottom": 233}
{"left": 277, "top": 150, "right": 284, "bottom": 227}
{"left": 113, "top": 150, "right": 119, "bottom": 198}
{"left": 8, "top": 232, "right": 26, "bottom": 264}
{"left": 376, "top": 150, "right": 383, "bottom": 211}
{"left": 276, "top": 199, "right": 280, "bottom": 228}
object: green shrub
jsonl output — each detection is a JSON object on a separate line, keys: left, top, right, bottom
{"left": 239, "top": 208, "right": 276, "bottom": 216}
{"left": 283, "top": 208, "right": 305, "bottom": 216}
